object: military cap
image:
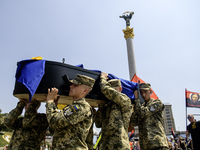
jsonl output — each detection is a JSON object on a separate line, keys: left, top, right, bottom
{"left": 108, "top": 79, "right": 121, "bottom": 87}
{"left": 70, "top": 74, "right": 95, "bottom": 88}
{"left": 139, "top": 83, "right": 151, "bottom": 90}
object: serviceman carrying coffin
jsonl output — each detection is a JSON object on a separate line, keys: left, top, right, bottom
{"left": 4, "top": 99, "right": 48, "bottom": 150}
{"left": 95, "top": 72, "right": 132, "bottom": 150}
{"left": 46, "top": 74, "right": 95, "bottom": 150}
{"left": 130, "top": 83, "right": 169, "bottom": 150}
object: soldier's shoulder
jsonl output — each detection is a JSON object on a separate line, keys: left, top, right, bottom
{"left": 116, "top": 92, "right": 131, "bottom": 102}
{"left": 148, "top": 99, "right": 164, "bottom": 109}
{"left": 153, "top": 98, "right": 163, "bottom": 104}
{"left": 76, "top": 100, "right": 90, "bottom": 108}
{"left": 71, "top": 102, "right": 91, "bottom": 114}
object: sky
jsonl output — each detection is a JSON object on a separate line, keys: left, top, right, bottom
{"left": 0, "top": 0, "right": 200, "bottom": 132}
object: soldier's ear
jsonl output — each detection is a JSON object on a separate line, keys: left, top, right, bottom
{"left": 83, "top": 87, "right": 90, "bottom": 95}
{"left": 119, "top": 86, "right": 122, "bottom": 92}
{"left": 83, "top": 88, "right": 88, "bottom": 94}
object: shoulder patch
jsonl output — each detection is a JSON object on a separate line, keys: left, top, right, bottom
{"left": 74, "top": 105, "right": 79, "bottom": 110}
{"left": 150, "top": 105, "right": 155, "bottom": 111}
{"left": 64, "top": 105, "right": 80, "bottom": 116}
{"left": 64, "top": 107, "right": 73, "bottom": 116}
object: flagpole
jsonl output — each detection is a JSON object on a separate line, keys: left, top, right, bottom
{"left": 185, "top": 88, "right": 188, "bottom": 143}
{"left": 185, "top": 88, "right": 188, "bottom": 130}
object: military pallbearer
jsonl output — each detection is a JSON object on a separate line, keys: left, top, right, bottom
{"left": 95, "top": 72, "right": 132, "bottom": 150}
{"left": 4, "top": 99, "right": 48, "bottom": 150}
{"left": 130, "top": 83, "right": 169, "bottom": 150}
{"left": 46, "top": 74, "right": 95, "bottom": 150}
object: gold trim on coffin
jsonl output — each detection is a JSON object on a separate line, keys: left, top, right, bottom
{"left": 14, "top": 94, "right": 106, "bottom": 109}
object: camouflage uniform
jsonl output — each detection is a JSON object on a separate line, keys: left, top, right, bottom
{"left": 130, "top": 98, "right": 169, "bottom": 150}
{"left": 86, "top": 120, "right": 94, "bottom": 150}
{"left": 4, "top": 100, "right": 48, "bottom": 150}
{"left": 86, "top": 109, "right": 96, "bottom": 150}
{"left": 46, "top": 98, "right": 93, "bottom": 150}
{"left": 95, "top": 76, "right": 132, "bottom": 150}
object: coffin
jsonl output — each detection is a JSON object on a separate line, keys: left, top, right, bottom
{"left": 13, "top": 60, "right": 108, "bottom": 107}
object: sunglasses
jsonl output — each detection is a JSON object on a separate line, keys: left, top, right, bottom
{"left": 188, "top": 116, "right": 192, "bottom": 119}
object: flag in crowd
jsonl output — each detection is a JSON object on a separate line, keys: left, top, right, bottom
{"left": 129, "top": 130, "right": 135, "bottom": 140}
{"left": 131, "top": 74, "right": 159, "bottom": 99}
{"left": 171, "top": 128, "right": 176, "bottom": 138}
{"left": 185, "top": 89, "right": 200, "bottom": 108}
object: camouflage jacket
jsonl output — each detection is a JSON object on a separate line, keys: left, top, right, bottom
{"left": 4, "top": 100, "right": 48, "bottom": 150}
{"left": 86, "top": 109, "right": 96, "bottom": 150}
{"left": 85, "top": 120, "right": 94, "bottom": 150}
{"left": 46, "top": 98, "right": 93, "bottom": 150}
{"left": 95, "top": 76, "right": 132, "bottom": 150}
{"left": 130, "top": 98, "right": 169, "bottom": 150}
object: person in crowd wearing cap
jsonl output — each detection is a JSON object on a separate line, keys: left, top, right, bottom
{"left": 4, "top": 99, "right": 48, "bottom": 150}
{"left": 186, "top": 114, "right": 200, "bottom": 150}
{"left": 46, "top": 74, "right": 95, "bottom": 150}
{"left": 169, "top": 135, "right": 175, "bottom": 147}
{"left": 94, "top": 72, "right": 132, "bottom": 150}
{"left": 130, "top": 83, "right": 169, "bottom": 150}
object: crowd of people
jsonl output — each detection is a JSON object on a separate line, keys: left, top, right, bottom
{"left": 2, "top": 73, "right": 200, "bottom": 150}
{"left": 129, "top": 133, "right": 197, "bottom": 150}
{"left": 129, "top": 139, "right": 140, "bottom": 150}
{"left": 166, "top": 136, "right": 193, "bottom": 150}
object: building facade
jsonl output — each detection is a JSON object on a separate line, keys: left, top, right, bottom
{"left": 163, "top": 104, "right": 176, "bottom": 135}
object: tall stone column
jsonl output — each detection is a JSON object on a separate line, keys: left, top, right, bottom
{"left": 120, "top": 12, "right": 136, "bottom": 80}
{"left": 120, "top": 12, "right": 139, "bottom": 135}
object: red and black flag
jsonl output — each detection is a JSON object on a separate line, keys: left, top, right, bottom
{"left": 171, "top": 128, "right": 176, "bottom": 138}
{"left": 185, "top": 89, "right": 200, "bottom": 108}
{"left": 132, "top": 74, "right": 159, "bottom": 99}
{"left": 129, "top": 130, "right": 135, "bottom": 140}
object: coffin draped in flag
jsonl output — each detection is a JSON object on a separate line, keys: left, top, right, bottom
{"left": 14, "top": 59, "right": 138, "bottom": 107}
{"left": 74, "top": 65, "right": 139, "bottom": 101}
{"left": 131, "top": 74, "right": 159, "bottom": 99}
{"left": 15, "top": 58, "right": 46, "bottom": 102}
{"left": 185, "top": 89, "right": 200, "bottom": 108}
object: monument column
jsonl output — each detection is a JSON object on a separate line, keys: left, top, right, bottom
{"left": 120, "top": 12, "right": 139, "bottom": 135}
{"left": 120, "top": 11, "right": 136, "bottom": 80}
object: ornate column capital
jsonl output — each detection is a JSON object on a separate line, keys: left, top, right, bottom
{"left": 122, "top": 26, "right": 134, "bottom": 40}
